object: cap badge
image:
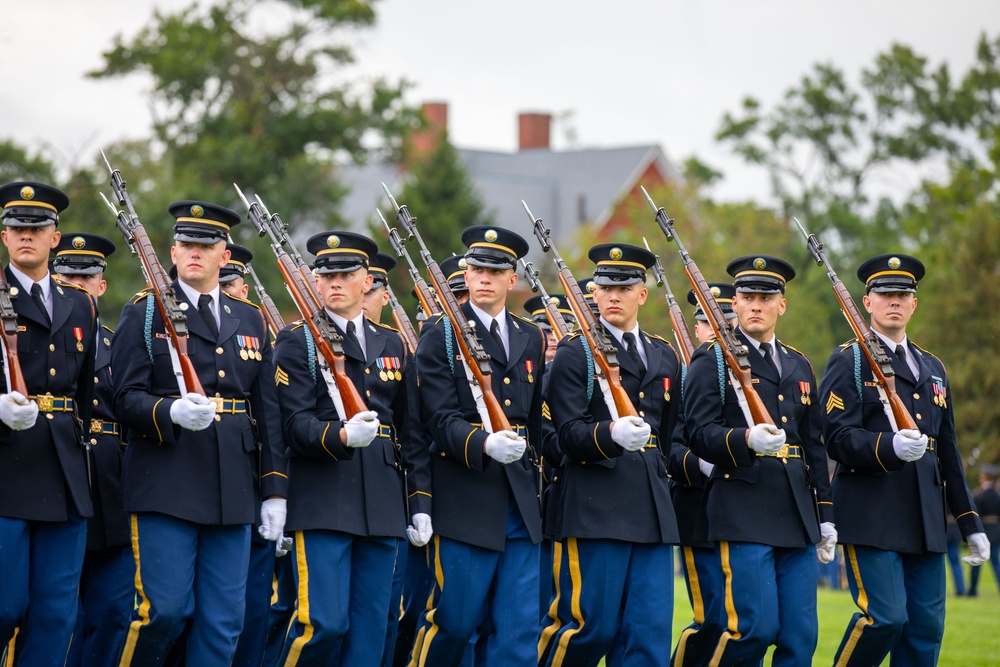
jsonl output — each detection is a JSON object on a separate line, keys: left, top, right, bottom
{"left": 20, "top": 186, "right": 34, "bottom": 200}
{"left": 753, "top": 258, "right": 766, "bottom": 270}
{"left": 888, "top": 256, "right": 901, "bottom": 269}
{"left": 484, "top": 229, "right": 498, "bottom": 243}
{"left": 710, "top": 286, "right": 721, "bottom": 297}
{"left": 610, "top": 247, "right": 623, "bottom": 260}
{"left": 72, "top": 236, "right": 86, "bottom": 249}
{"left": 327, "top": 235, "right": 341, "bottom": 248}
{"left": 190, "top": 205, "right": 204, "bottom": 218}
{"left": 458, "top": 258, "right": 467, "bottom": 269}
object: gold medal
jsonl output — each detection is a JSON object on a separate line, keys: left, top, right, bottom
{"left": 664, "top": 391, "right": 670, "bottom": 402}
{"left": 240, "top": 349, "right": 249, "bottom": 361}
{"left": 802, "top": 394, "right": 809, "bottom": 405}
{"left": 255, "top": 350, "right": 262, "bottom": 361}
{"left": 379, "top": 370, "right": 388, "bottom": 382}
{"left": 76, "top": 341, "right": 84, "bottom": 352}
{"left": 527, "top": 373, "right": 533, "bottom": 384}
{"left": 395, "top": 370, "right": 402, "bottom": 381}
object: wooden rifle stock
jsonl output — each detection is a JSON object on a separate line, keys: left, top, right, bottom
{"left": 0, "top": 267, "right": 28, "bottom": 395}
{"left": 794, "top": 218, "right": 917, "bottom": 431}
{"left": 641, "top": 188, "right": 774, "bottom": 426}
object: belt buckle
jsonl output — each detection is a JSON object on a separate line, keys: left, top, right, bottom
{"left": 36, "top": 392, "right": 54, "bottom": 413}
{"left": 208, "top": 395, "right": 224, "bottom": 414}
{"left": 91, "top": 418, "right": 103, "bottom": 434}
{"left": 776, "top": 444, "right": 790, "bottom": 461}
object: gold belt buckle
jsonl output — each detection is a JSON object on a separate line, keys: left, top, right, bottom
{"left": 91, "top": 419, "right": 103, "bottom": 434}
{"left": 776, "top": 444, "right": 790, "bottom": 461}
{"left": 208, "top": 394, "right": 225, "bottom": 414}
{"left": 36, "top": 392, "right": 54, "bottom": 413}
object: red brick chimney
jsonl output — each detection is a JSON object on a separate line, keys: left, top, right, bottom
{"left": 518, "top": 112, "right": 551, "bottom": 150}
{"left": 407, "top": 102, "right": 449, "bottom": 162}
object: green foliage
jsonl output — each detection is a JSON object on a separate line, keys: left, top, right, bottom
{"left": 0, "top": 141, "right": 57, "bottom": 184}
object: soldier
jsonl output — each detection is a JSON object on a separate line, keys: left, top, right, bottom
{"left": 538, "top": 243, "right": 682, "bottom": 667}
{"left": 685, "top": 256, "right": 834, "bottom": 666}
{"left": 820, "top": 254, "right": 988, "bottom": 666}
{"left": 669, "top": 283, "right": 736, "bottom": 667}
{"left": 409, "top": 226, "right": 544, "bottom": 667}
{"left": 364, "top": 251, "right": 396, "bottom": 323}
{"left": 112, "top": 201, "right": 286, "bottom": 665}
{"left": 968, "top": 464, "right": 1000, "bottom": 596}
{"left": 523, "top": 293, "right": 574, "bottom": 363}
{"left": 273, "top": 231, "right": 429, "bottom": 667}
{"left": 577, "top": 277, "right": 599, "bottom": 317}
{"left": 50, "top": 233, "right": 132, "bottom": 667}
{"left": 0, "top": 182, "right": 98, "bottom": 665}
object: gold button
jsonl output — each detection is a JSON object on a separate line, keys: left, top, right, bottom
{"left": 365, "top": 368, "right": 371, "bottom": 374}
{"left": 440, "top": 451, "right": 446, "bottom": 457}
{"left": 504, "top": 399, "right": 511, "bottom": 406}
{"left": 781, "top": 416, "right": 788, "bottom": 423}
{"left": 218, "top": 370, "right": 226, "bottom": 378}
{"left": 214, "top": 414, "right": 221, "bottom": 422}
{"left": 216, "top": 347, "right": 224, "bottom": 355}
{"left": 90, "top": 438, "right": 97, "bottom": 446}
{"left": 49, "top": 368, "right": 56, "bottom": 376}
{"left": 639, "top": 391, "right": 645, "bottom": 398}
{"left": 916, "top": 413, "right": 922, "bottom": 420}
{"left": 639, "top": 411, "right": 645, "bottom": 417}
{"left": 93, "top": 399, "right": 99, "bottom": 406}
{"left": 94, "top": 377, "right": 99, "bottom": 384}
{"left": 46, "top": 413, "right": 54, "bottom": 420}
{"left": 778, "top": 394, "right": 784, "bottom": 401}
{"left": 503, "top": 377, "right": 511, "bottom": 385}
{"left": 724, "top": 473, "right": 730, "bottom": 479}
{"left": 913, "top": 393, "right": 920, "bottom": 400}
{"left": 49, "top": 344, "right": 55, "bottom": 352}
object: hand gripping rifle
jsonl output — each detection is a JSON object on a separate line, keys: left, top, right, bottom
{"left": 100, "top": 151, "right": 204, "bottom": 396}
{"left": 378, "top": 209, "right": 442, "bottom": 320}
{"left": 641, "top": 187, "right": 774, "bottom": 427}
{"left": 523, "top": 200, "right": 638, "bottom": 420}
{"left": 643, "top": 237, "right": 696, "bottom": 366}
{"left": 381, "top": 183, "right": 511, "bottom": 434}
{"left": 234, "top": 185, "right": 368, "bottom": 419}
{"left": 794, "top": 217, "right": 917, "bottom": 432}
{"left": 0, "top": 264, "right": 28, "bottom": 396}
{"left": 519, "top": 258, "right": 571, "bottom": 339}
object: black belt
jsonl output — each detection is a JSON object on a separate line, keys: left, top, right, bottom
{"left": 30, "top": 394, "right": 74, "bottom": 412}
{"left": 763, "top": 445, "right": 802, "bottom": 459}
{"left": 642, "top": 434, "right": 661, "bottom": 449}
{"left": 90, "top": 419, "right": 120, "bottom": 436}
{"left": 377, "top": 424, "right": 393, "bottom": 439}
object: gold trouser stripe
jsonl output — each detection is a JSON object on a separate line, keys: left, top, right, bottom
{"left": 410, "top": 535, "right": 446, "bottom": 667}
{"left": 4, "top": 629, "right": 17, "bottom": 667}
{"left": 674, "top": 546, "right": 705, "bottom": 667}
{"left": 537, "top": 541, "right": 564, "bottom": 660}
{"left": 708, "top": 541, "right": 741, "bottom": 667}
{"left": 834, "top": 545, "right": 874, "bottom": 667}
{"left": 282, "top": 532, "right": 314, "bottom": 667}
{"left": 119, "top": 515, "right": 153, "bottom": 666}
{"left": 550, "top": 538, "right": 585, "bottom": 667}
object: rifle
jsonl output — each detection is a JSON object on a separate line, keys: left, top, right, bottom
{"left": 641, "top": 187, "right": 774, "bottom": 426}
{"left": 378, "top": 209, "right": 441, "bottom": 319}
{"left": 244, "top": 259, "right": 286, "bottom": 339}
{"left": 234, "top": 184, "right": 368, "bottom": 419}
{"left": 523, "top": 200, "right": 638, "bottom": 420}
{"left": 382, "top": 183, "right": 511, "bottom": 434}
{"left": 386, "top": 282, "right": 419, "bottom": 354}
{"left": 100, "top": 151, "right": 204, "bottom": 396}
{"left": 642, "top": 237, "right": 696, "bottom": 365}
{"left": 794, "top": 217, "right": 917, "bottom": 432}
{"left": 518, "top": 258, "right": 571, "bottom": 339}
{"left": 0, "top": 264, "right": 27, "bottom": 395}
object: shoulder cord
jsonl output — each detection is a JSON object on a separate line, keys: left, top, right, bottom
{"left": 852, "top": 343, "right": 862, "bottom": 402}
{"left": 303, "top": 325, "right": 317, "bottom": 384}
{"left": 144, "top": 295, "right": 155, "bottom": 362}
{"left": 580, "top": 336, "right": 594, "bottom": 402}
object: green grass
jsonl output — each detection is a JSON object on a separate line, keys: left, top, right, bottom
{"left": 598, "top": 554, "right": 1000, "bottom": 666}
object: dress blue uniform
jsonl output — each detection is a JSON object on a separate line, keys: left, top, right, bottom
{"left": 668, "top": 283, "right": 737, "bottom": 667}
{"left": 112, "top": 202, "right": 286, "bottom": 666}
{"left": 820, "top": 254, "right": 984, "bottom": 667}
{"left": 273, "top": 231, "right": 429, "bottom": 667}
{"left": 0, "top": 183, "right": 98, "bottom": 666}
{"left": 538, "top": 243, "right": 681, "bottom": 667}
{"left": 684, "top": 256, "right": 832, "bottom": 667}
{"left": 969, "top": 468, "right": 1000, "bottom": 595}
{"left": 409, "top": 226, "right": 544, "bottom": 667}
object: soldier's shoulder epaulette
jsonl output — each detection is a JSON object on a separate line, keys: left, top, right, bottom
{"left": 289, "top": 320, "right": 306, "bottom": 331}
{"left": 837, "top": 338, "right": 859, "bottom": 352}
{"left": 430, "top": 313, "right": 446, "bottom": 325}
{"left": 53, "top": 278, "right": 90, "bottom": 296}
{"left": 510, "top": 313, "right": 539, "bottom": 329}
{"left": 222, "top": 293, "right": 261, "bottom": 311}
{"left": 101, "top": 324, "right": 115, "bottom": 335}
{"left": 369, "top": 319, "right": 400, "bottom": 334}
{"left": 565, "top": 331, "right": 584, "bottom": 342}
{"left": 706, "top": 340, "right": 719, "bottom": 351}
{"left": 910, "top": 341, "right": 944, "bottom": 369}
{"left": 779, "top": 340, "right": 815, "bottom": 373}
{"left": 645, "top": 332, "right": 673, "bottom": 346}
{"left": 130, "top": 288, "right": 154, "bottom": 304}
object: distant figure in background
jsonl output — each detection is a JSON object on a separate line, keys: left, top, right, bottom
{"left": 968, "top": 464, "right": 1000, "bottom": 596}
{"left": 945, "top": 513, "right": 967, "bottom": 596}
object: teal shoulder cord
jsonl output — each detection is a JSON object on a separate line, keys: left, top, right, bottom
{"left": 579, "top": 337, "right": 594, "bottom": 402}
{"left": 852, "top": 342, "right": 862, "bottom": 402}
{"left": 680, "top": 362, "right": 687, "bottom": 405}
{"left": 303, "top": 325, "right": 317, "bottom": 384}
{"left": 143, "top": 294, "right": 155, "bottom": 362}
{"left": 714, "top": 344, "right": 725, "bottom": 406}
{"left": 443, "top": 318, "right": 455, "bottom": 374}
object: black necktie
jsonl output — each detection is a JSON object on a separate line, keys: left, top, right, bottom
{"left": 759, "top": 342, "right": 779, "bottom": 377}
{"left": 345, "top": 320, "right": 363, "bottom": 360}
{"left": 489, "top": 319, "right": 507, "bottom": 365}
{"left": 623, "top": 332, "right": 645, "bottom": 375}
{"left": 894, "top": 344, "right": 913, "bottom": 378}
{"left": 31, "top": 283, "right": 50, "bottom": 328}
{"left": 198, "top": 294, "right": 219, "bottom": 339}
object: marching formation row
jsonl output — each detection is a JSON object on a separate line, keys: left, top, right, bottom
{"left": 0, "top": 177, "right": 990, "bottom": 667}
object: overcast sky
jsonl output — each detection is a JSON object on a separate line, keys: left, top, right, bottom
{"left": 3, "top": 0, "right": 998, "bottom": 202}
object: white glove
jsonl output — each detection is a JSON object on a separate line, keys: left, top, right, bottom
{"left": 962, "top": 532, "right": 991, "bottom": 566}
{"left": 258, "top": 498, "right": 287, "bottom": 541}
{"left": 406, "top": 513, "right": 433, "bottom": 547}
{"left": 698, "top": 458, "right": 715, "bottom": 478}
{"left": 484, "top": 430, "right": 527, "bottom": 464}
{"left": 169, "top": 392, "right": 216, "bottom": 431}
{"left": 892, "top": 429, "right": 928, "bottom": 462}
{"left": 611, "top": 416, "right": 652, "bottom": 452}
{"left": 344, "top": 410, "right": 380, "bottom": 448}
{"left": 275, "top": 534, "right": 293, "bottom": 558}
{"left": 817, "top": 522, "right": 838, "bottom": 564}
{"left": 0, "top": 392, "right": 38, "bottom": 431}
{"left": 748, "top": 423, "right": 786, "bottom": 455}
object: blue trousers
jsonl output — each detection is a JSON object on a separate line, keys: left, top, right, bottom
{"left": 117, "top": 513, "right": 251, "bottom": 667}
{"left": 0, "top": 510, "right": 87, "bottom": 667}
{"left": 409, "top": 504, "right": 539, "bottom": 667}
{"left": 709, "top": 541, "right": 817, "bottom": 667}
{"left": 539, "top": 538, "right": 673, "bottom": 667}
{"left": 263, "top": 547, "right": 298, "bottom": 666}
{"left": 279, "top": 531, "right": 397, "bottom": 667}
{"left": 233, "top": 529, "right": 278, "bottom": 667}
{"left": 968, "top": 543, "right": 1000, "bottom": 596}
{"left": 66, "top": 544, "right": 135, "bottom": 667}
{"left": 945, "top": 538, "right": 966, "bottom": 595}
{"left": 390, "top": 543, "right": 433, "bottom": 667}
{"left": 834, "top": 545, "right": 945, "bottom": 667}
{"left": 672, "top": 545, "right": 724, "bottom": 667}
{"left": 380, "top": 539, "right": 407, "bottom": 667}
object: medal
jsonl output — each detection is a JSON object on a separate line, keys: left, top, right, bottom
{"left": 663, "top": 377, "right": 671, "bottom": 402}
{"left": 240, "top": 349, "right": 248, "bottom": 361}
{"left": 74, "top": 327, "right": 84, "bottom": 352}
{"left": 380, "top": 370, "right": 388, "bottom": 382}
{"left": 526, "top": 359, "right": 534, "bottom": 384}
{"left": 800, "top": 381, "right": 811, "bottom": 405}
{"left": 396, "top": 370, "right": 402, "bottom": 381}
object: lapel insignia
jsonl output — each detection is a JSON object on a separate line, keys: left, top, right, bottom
{"left": 103, "top": 337, "right": 110, "bottom": 346}
{"left": 369, "top": 324, "right": 376, "bottom": 332}
{"left": 224, "top": 304, "right": 231, "bottom": 314}
{"left": 9, "top": 287, "right": 18, "bottom": 297}
{"left": 56, "top": 285, "right": 64, "bottom": 295}
{"left": 526, "top": 359, "right": 534, "bottom": 384}
{"left": 799, "top": 381, "right": 811, "bottom": 405}
{"left": 826, "top": 391, "right": 845, "bottom": 414}
{"left": 663, "top": 377, "right": 671, "bottom": 402}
